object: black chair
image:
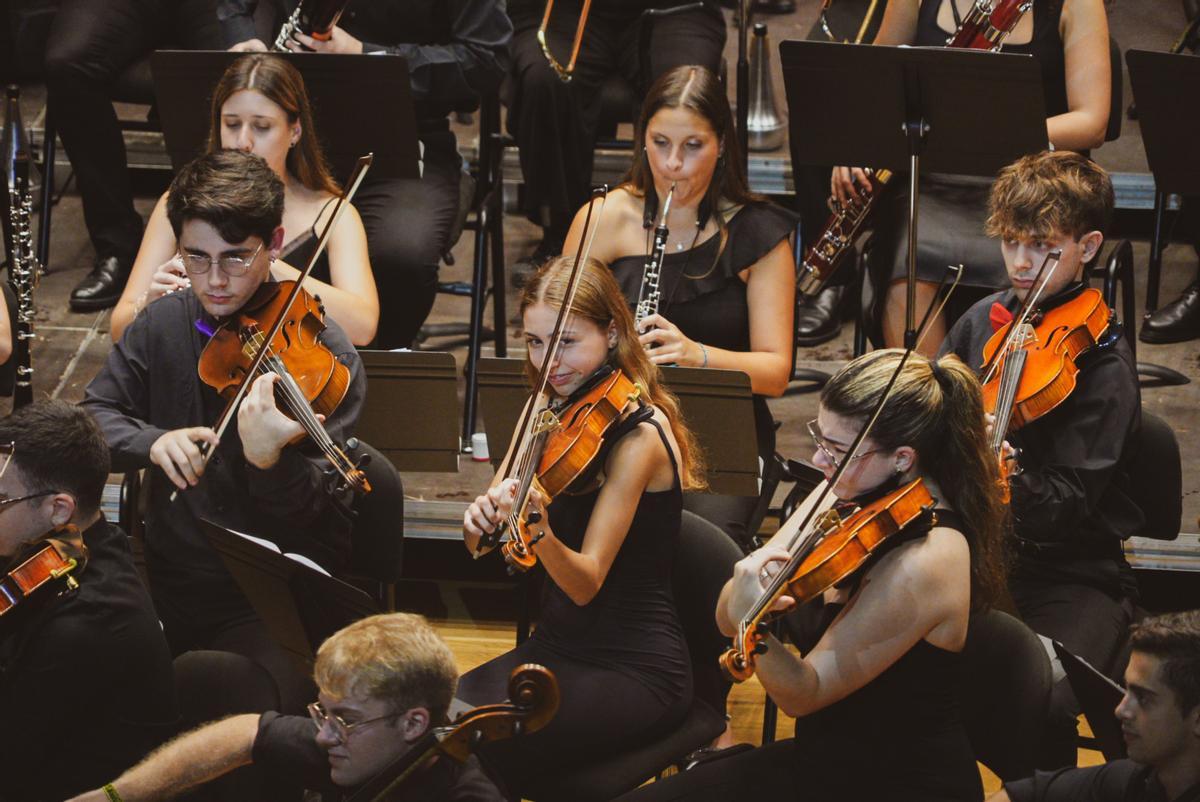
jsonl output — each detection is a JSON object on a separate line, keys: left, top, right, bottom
{"left": 1125, "top": 410, "right": 1183, "bottom": 541}
{"left": 173, "top": 650, "right": 300, "bottom": 801}
{"left": 519, "top": 511, "right": 738, "bottom": 801}
{"left": 959, "top": 608, "right": 1053, "bottom": 782}
{"left": 343, "top": 440, "right": 405, "bottom": 610}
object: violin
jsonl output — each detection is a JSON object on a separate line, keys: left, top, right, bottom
{"left": 981, "top": 286, "right": 1117, "bottom": 434}
{"left": 347, "top": 664, "right": 559, "bottom": 802}
{"left": 720, "top": 479, "right": 936, "bottom": 682}
{"left": 171, "top": 154, "right": 373, "bottom": 502}
{"left": 501, "top": 368, "right": 643, "bottom": 572}
{"left": 196, "top": 279, "right": 369, "bottom": 495}
{"left": 0, "top": 528, "right": 87, "bottom": 627}
{"left": 474, "top": 186, "right": 618, "bottom": 572}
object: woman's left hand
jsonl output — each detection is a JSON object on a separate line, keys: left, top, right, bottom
{"left": 284, "top": 26, "right": 363, "bottom": 54}
{"left": 637, "top": 313, "right": 705, "bottom": 367}
{"left": 728, "top": 545, "right": 795, "bottom": 623}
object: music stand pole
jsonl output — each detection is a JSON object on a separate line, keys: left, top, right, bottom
{"left": 736, "top": 0, "right": 752, "bottom": 167}
{"left": 903, "top": 113, "right": 930, "bottom": 349}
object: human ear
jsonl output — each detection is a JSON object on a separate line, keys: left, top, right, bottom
{"left": 49, "top": 493, "right": 76, "bottom": 529}
{"left": 1079, "top": 230, "right": 1104, "bottom": 263}
{"left": 402, "top": 707, "right": 431, "bottom": 743}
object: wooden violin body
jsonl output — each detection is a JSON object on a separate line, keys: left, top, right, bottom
{"left": 720, "top": 479, "right": 936, "bottom": 682}
{"left": 0, "top": 531, "right": 86, "bottom": 626}
{"left": 195, "top": 279, "right": 369, "bottom": 496}
{"left": 981, "top": 287, "right": 1113, "bottom": 432}
{"left": 198, "top": 280, "right": 350, "bottom": 419}
{"left": 502, "top": 370, "right": 642, "bottom": 571}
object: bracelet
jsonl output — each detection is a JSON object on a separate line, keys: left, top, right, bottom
{"left": 103, "top": 784, "right": 123, "bottom": 802}
{"left": 698, "top": 342, "right": 709, "bottom": 368}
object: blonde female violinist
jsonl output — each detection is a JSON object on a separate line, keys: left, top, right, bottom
{"left": 619, "top": 349, "right": 1010, "bottom": 801}
{"left": 459, "top": 256, "right": 704, "bottom": 798}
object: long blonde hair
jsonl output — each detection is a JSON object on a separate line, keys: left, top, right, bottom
{"left": 520, "top": 256, "right": 707, "bottom": 490}
{"left": 820, "top": 349, "right": 1010, "bottom": 611}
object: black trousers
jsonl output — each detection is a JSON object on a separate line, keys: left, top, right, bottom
{"left": 507, "top": 2, "right": 726, "bottom": 240}
{"left": 357, "top": 138, "right": 464, "bottom": 348}
{"left": 43, "top": 0, "right": 224, "bottom": 262}
{"left": 615, "top": 740, "right": 802, "bottom": 801}
{"left": 1010, "top": 573, "right": 1135, "bottom": 770}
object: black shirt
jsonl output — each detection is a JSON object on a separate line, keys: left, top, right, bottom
{"left": 253, "top": 711, "right": 506, "bottom": 801}
{"left": 217, "top": 0, "right": 512, "bottom": 134}
{"left": 939, "top": 284, "right": 1143, "bottom": 596}
{"left": 1005, "top": 760, "right": 1200, "bottom": 802}
{"left": 82, "top": 288, "right": 365, "bottom": 632}
{"left": 0, "top": 519, "right": 178, "bottom": 802}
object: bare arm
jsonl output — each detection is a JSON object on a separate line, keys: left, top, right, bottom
{"left": 112, "top": 194, "right": 180, "bottom": 342}
{"left": 271, "top": 203, "right": 379, "bottom": 345}
{"left": 0, "top": 282, "right": 12, "bottom": 365}
{"left": 1047, "top": 0, "right": 1110, "bottom": 151}
{"left": 66, "top": 715, "right": 260, "bottom": 802}
{"left": 718, "top": 527, "right": 969, "bottom": 718}
{"left": 987, "top": 791, "right": 1013, "bottom": 802}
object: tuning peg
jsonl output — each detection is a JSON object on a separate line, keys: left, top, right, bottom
{"left": 753, "top": 641, "right": 770, "bottom": 655}
{"left": 526, "top": 509, "right": 542, "bottom": 525}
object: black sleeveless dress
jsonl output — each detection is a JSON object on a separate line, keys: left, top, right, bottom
{"left": 613, "top": 509, "right": 983, "bottom": 802}
{"left": 609, "top": 201, "right": 796, "bottom": 547}
{"left": 278, "top": 197, "right": 337, "bottom": 285}
{"left": 455, "top": 412, "right": 693, "bottom": 796}
{"left": 871, "top": 0, "right": 1070, "bottom": 291}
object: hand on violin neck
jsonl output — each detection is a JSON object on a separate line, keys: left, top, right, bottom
{"left": 239, "top": 373, "right": 312, "bottom": 470}
{"left": 150, "top": 427, "right": 220, "bottom": 490}
{"left": 727, "top": 546, "right": 796, "bottom": 625}
{"left": 463, "top": 479, "right": 519, "bottom": 549}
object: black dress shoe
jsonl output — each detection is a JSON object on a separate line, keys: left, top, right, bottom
{"left": 1140, "top": 279, "right": 1200, "bottom": 344}
{"left": 795, "top": 285, "right": 844, "bottom": 347}
{"left": 509, "top": 237, "right": 561, "bottom": 290}
{"left": 70, "top": 255, "right": 132, "bottom": 312}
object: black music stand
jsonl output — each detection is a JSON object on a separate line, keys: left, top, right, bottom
{"left": 1125, "top": 49, "right": 1199, "bottom": 388}
{"left": 149, "top": 50, "right": 419, "bottom": 180}
{"left": 202, "top": 519, "right": 379, "bottom": 673}
{"left": 1052, "top": 641, "right": 1127, "bottom": 761}
{"left": 474, "top": 358, "right": 760, "bottom": 496}
{"left": 780, "top": 40, "right": 1047, "bottom": 347}
{"left": 356, "top": 350, "right": 461, "bottom": 472}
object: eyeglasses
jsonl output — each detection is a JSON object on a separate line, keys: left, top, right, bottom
{"left": 806, "top": 420, "right": 881, "bottom": 470}
{"left": 178, "top": 242, "right": 264, "bottom": 277}
{"left": 307, "top": 701, "right": 397, "bottom": 743}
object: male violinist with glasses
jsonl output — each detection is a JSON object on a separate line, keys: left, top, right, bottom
{"left": 83, "top": 149, "right": 366, "bottom": 716}
{"left": 0, "top": 401, "right": 176, "bottom": 802}
{"left": 939, "top": 150, "right": 1142, "bottom": 770}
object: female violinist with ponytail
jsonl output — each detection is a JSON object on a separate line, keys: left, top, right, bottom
{"left": 618, "top": 349, "right": 1009, "bottom": 802}
{"left": 459, "top": 255, "right": 704, "bottom": 797}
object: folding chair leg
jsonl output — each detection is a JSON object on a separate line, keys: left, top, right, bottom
{"left": 489, "top": 189, "right": 507, "bottom": 358}
{"left": 462, "top": 205, "right": 490, "bottom": 443}
{"left": 38, "top": 114, "right": 55, "bottom": 270}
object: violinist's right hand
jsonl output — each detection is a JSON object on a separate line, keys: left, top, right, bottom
{"left": 229, "top": 38, "right": 268, "bottom": 52}
{"left": 464, "top": 478, "right": 519, "bottom": 544}
{"left": 150, "top": 427, "right": 221, "bottom": 490}
{"left": 148, "top": 256, "right": 190, "bottom": 302}
{"left": 830, "top": 166, "right": 873, "bottom": 208}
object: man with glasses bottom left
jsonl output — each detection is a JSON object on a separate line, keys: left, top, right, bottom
{"left": 83, "top": 149, "right": 366, "bottom": 717}
{"left": 69, "top": 613, "right": 505, "bottom": 802}
{"left": 0, "top": 401, "right": 177, "bottom": 801}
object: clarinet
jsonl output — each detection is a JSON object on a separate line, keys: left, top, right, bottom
{"left": 3, "top": 86, "right": 39, "bottom": 410}
{"left": 797, "top": 0, "right": 1034, "bottom": 299}
{"left": 274, "top": 0, "right": 351, "bottom": 51}
{"left": 635, "top": 183, "right": 675, "bottom": 332}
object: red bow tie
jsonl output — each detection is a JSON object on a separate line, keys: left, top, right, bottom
{"left": 990, "top": 302, "right": 1015, "bottom": 333}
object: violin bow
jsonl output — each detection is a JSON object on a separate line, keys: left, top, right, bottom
{"left": 474, "top": 185, "right": 609, "bottom": 556}
{"left": 170, "top": 154, "right": 373, "bottom": 502}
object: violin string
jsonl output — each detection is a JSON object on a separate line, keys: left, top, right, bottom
{"left": 981, "top": 250, "right": 1062, "bottom": 386}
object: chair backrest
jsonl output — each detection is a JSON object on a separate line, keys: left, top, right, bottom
{"left": 958, "top": 608, "right": 1052, "bottom": 782}
{"left": 1126, "top": 411, "right": 1183, "bottom": 541}
{"left": 346, "top": 441, "right": 405, "bottom": 583}
{"left": 672, "top": 510, "right": 743, "bottom": 711}
{"left": 174, "top": 649, "right": 281, "bottom": 728}
{"left": 1105, "top": 37, "right": 1123, "bottom": 143}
